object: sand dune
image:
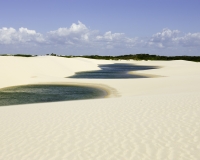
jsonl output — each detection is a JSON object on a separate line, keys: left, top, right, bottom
{"left": 0, "top": 56, "right": 200, "bottom": 160}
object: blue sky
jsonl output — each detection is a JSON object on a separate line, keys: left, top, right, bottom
{"left": 0, "top": 0, "right": 200, "bottom": 56}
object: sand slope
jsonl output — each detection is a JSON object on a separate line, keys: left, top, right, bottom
{"left": 0, "top": 56, "right": 200, "bottom": 160}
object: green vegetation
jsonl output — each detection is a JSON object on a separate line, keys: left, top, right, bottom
{"left": 14, "top": 54, "right": 36, "bottom": 57}
{"left": 60, "top": 55, "right": 74, "bottom": 58}
{"left": 0, "top": 54, "right": 11, "bottom": 56}
{"left": 0, "top": 54, "right": 36, "bottom": 57}
{"left": 1, "top": 53, "right": 200, "bottom": 62}
{"left": 79, "top": 54, "right": 200, "bottom": 62}
{"left": 50, "top": 53, "right": 57, "bottom": 56}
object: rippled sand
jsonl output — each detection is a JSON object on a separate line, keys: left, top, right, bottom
{"left": 0, "top": 56, "right": 200, "bottom": 160}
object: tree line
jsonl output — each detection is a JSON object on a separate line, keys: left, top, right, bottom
{"left": 1, "top": 53, "right": 200, "bottom": 62}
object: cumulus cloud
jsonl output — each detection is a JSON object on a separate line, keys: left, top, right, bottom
{"left": 47, "top": 21, "right": 94, "bottom": 46}
{"left": 148, "top": 28, "right": 180, "bottom": 48}
{"left": 46, "top": 21, "right": 137, "bottom": 49}
{"left": 0, "top": 27, "right": 44, "bottom": 44}
{"left": 95, "top": 31, "right": 140, "bottom": 49}
{"left": 1, "top": 22, "right": 200, "bottom": 55}
{"left": 178, "top": 32, "right": 200, "bottom": 47}
{"left": 95, "top": 31, "right": 126, "bottom": 49}
{"left": 147, "top": 28, "right": 200, "bottom": 48}
{"left": 96, "top": 31, "right": 124, "bottom": 41}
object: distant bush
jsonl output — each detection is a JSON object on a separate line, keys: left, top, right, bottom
{"left": 81, "top": 54, "right": 200, "bottom": 62}
{"left": 1, "top": 53, "right": 200, "bottom": 62}
{"left": 0, "top": 54, "right": 12, "bottom": 56}
{"left": 51, "top": 53, "right": 57, "bottom": 56}
{"left": 60, "top": 55, "right": 74, "bottom": 58}
{"left": 14, "top": 54, "right": 34, "bottom": 57}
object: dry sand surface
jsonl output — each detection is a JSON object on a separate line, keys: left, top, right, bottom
{"left": 0, "top": 56, "right": 200, "bottom": 160}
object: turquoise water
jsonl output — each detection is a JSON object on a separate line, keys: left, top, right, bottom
{"left": 68, "top": 63, "right": 158, "bottom": 79}
{"left": 0, "top": 85, "right": 107, "bottom": 106}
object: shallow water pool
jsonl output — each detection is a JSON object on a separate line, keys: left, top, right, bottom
{"left": 0, "top": 85, "right": 107, "bottom": 106}
{"left": 68, "top": 63, "right": 158, "bottom": 79}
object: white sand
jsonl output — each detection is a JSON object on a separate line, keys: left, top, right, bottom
{"left": 0, "top": 56, "right": 200, "bottom": 160}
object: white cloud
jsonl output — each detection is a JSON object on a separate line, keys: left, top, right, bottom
{"left": 46, "top": 22, "right": 133, "bottom": 49}
{"left": 1, "top": 22, "right": 124, "bottom": 49}
{"left": 96, "top": 31, "right": 124, "bottom": 41}
{"left": 147, "top": 28, "right": 200, "bottom": 48}
{"left": 0, "top": 27, "right": 16, "bottom": 44}
{"left": 0, "top": 22, "right": 200, "bottom": 55}
{"left": 178, "top": 32, "right": 200, "bottom": 47}
{"left": 148, "top": 28, "right": 180, "bottom": 48}
{"left": 95, "top": 31, "right": 140, "bottom": 49}
{"left": 95, "top": 31, "right": 127, "bottom": 49}
{"left": 0, "top": 27, "right": 44, "bottom": 44}
{"left": 48, "top": 21, "right": 88, "bottom": 36}
{"left": 47, "top": 21, "right": 92, "bottom": 46}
